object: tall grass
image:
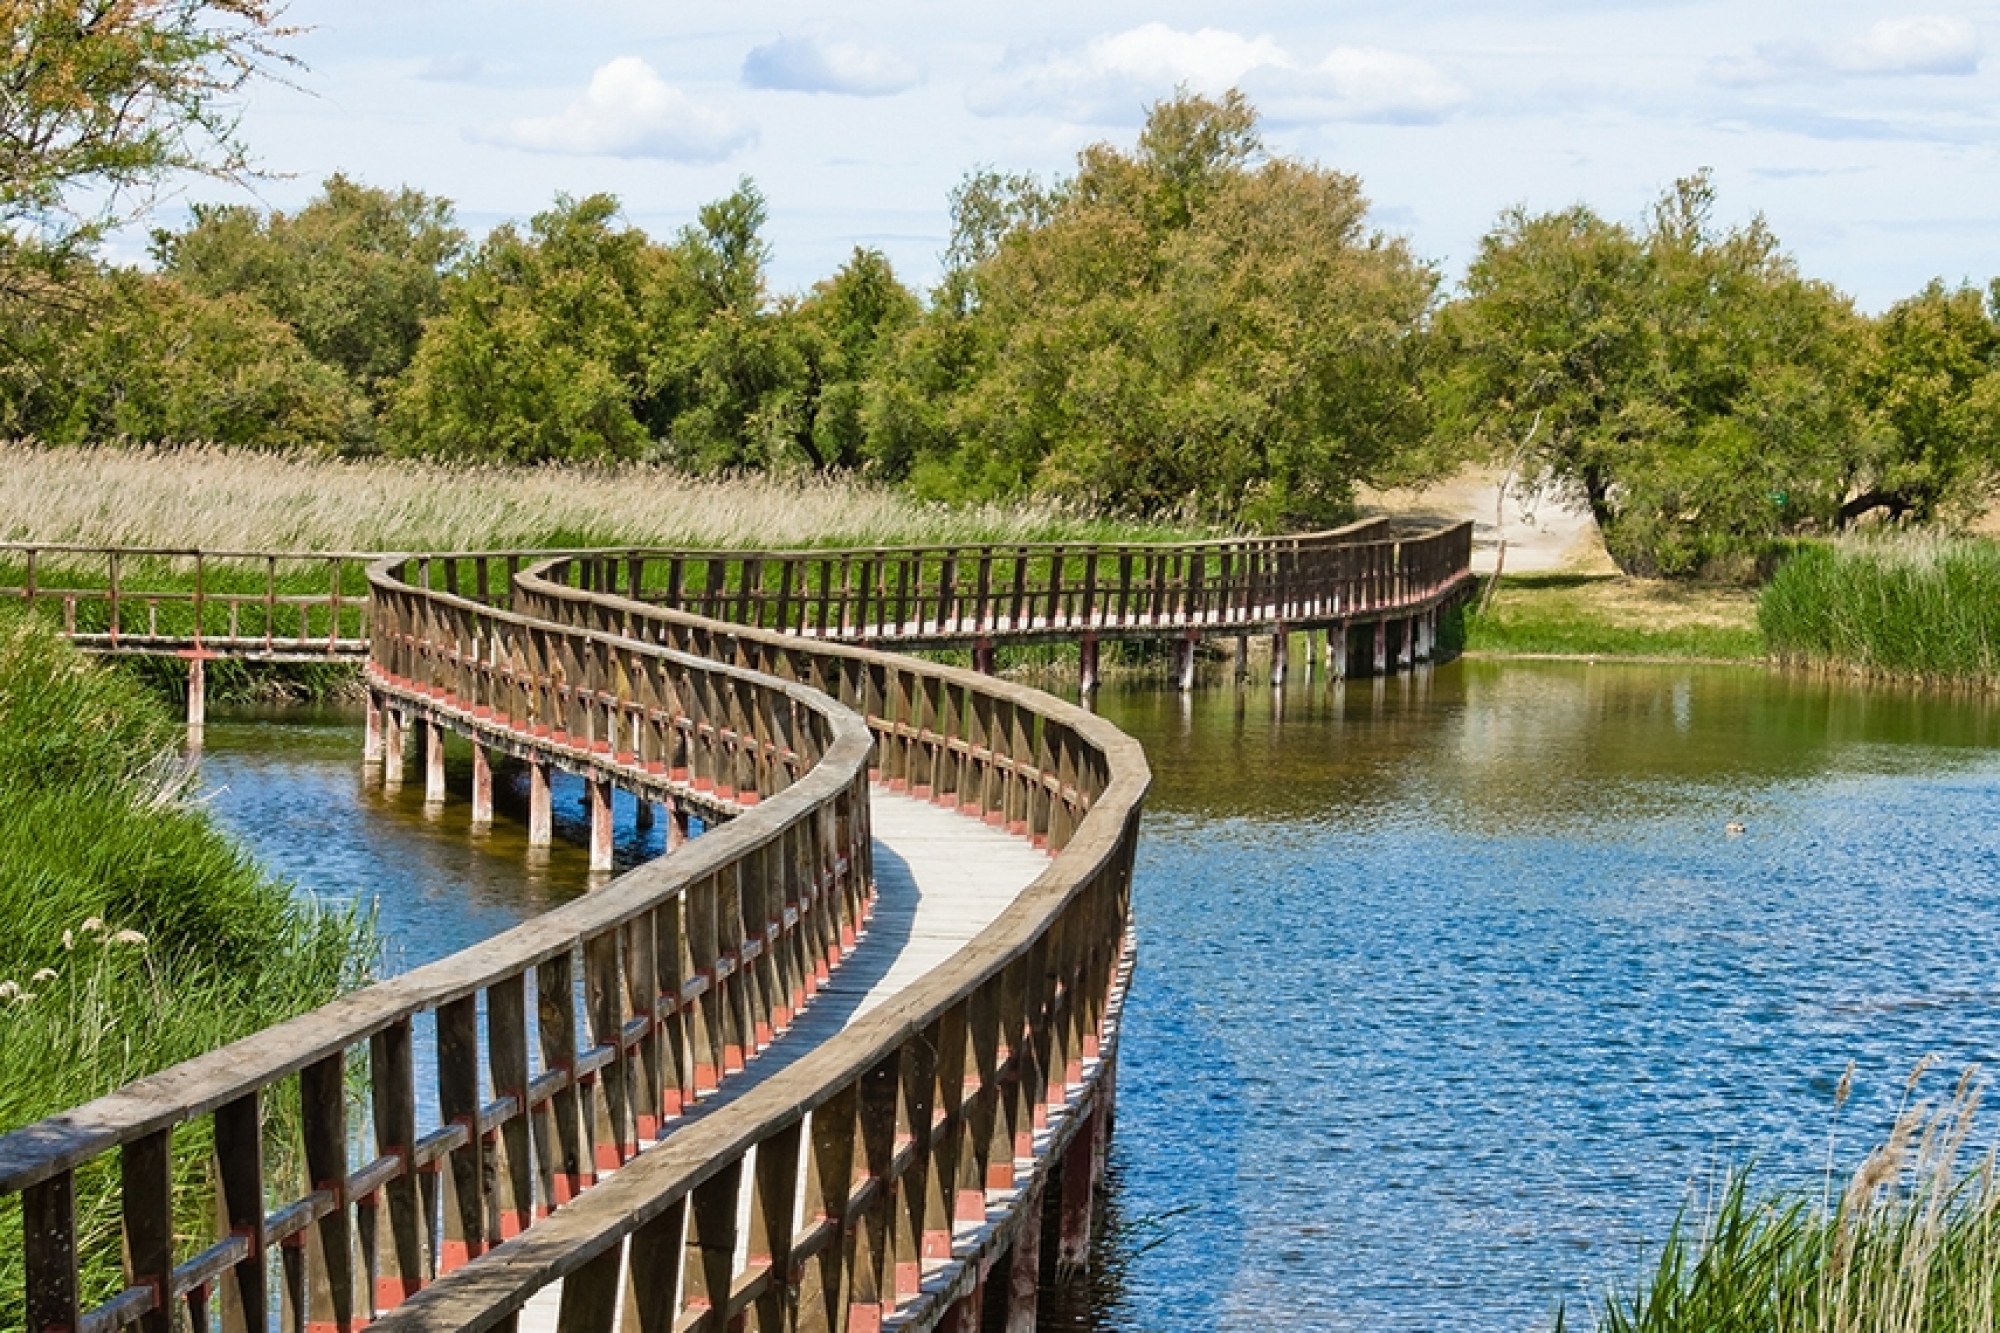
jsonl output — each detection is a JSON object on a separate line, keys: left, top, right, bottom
{"left": 1761, "top": 537, "right": 2000, "bottom": 685}
{"left": 0, "top": 442, "right": 1200, "bottom": 552}
{"left": 0, "top": 614, "right": 373, "bottom": 1323}
{"left": 1585, "top": 1064, "right": 2000, "bottom": 1333}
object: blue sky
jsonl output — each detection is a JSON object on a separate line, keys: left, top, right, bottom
{"left": 147, "top": 1, "right": 2000, "bottom": 311}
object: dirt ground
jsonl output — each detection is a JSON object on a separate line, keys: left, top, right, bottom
{"left": 1355, "top": 467, "right": 1617, "bottom": 576}
{"left": 1356, "top": 467, "right": 1759, "bottom": 641}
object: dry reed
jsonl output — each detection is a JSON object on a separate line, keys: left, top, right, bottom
{"left": 0, "top": 443, "right": 1184, "bottom": 553}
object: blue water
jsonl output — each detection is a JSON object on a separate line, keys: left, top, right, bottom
{"left": 196, "top": 662, "right": 2000, "bottom": 1330}
{"left": 1074, "top": 661, "right": 2000, "bottom": 1330}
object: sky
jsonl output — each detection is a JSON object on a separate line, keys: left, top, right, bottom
{"left": 139, "top": 0, "right": 2000, "bottom": 312}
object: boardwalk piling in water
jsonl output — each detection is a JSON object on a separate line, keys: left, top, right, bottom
{"left": 470, "top": 742, "right": 493, "bottom": 827}
{"left": 528, "top": 760, "right": 552, "bottom": 847}
{"left": 0, "top": 521, "right": 1474, "bottom": 1333}
{"left": 425, "top": 718, "right": 446, "bottom": 805}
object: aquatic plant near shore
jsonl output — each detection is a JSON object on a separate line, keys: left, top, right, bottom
{"left": 1584, "top": 1062, "right": 2000, "bottom": 1333}
{"left": 0, "top": 614, "right": 374, "bottom": 1324}
{"left": 1760, "top": 536, "right": 2000, "bottom": 686}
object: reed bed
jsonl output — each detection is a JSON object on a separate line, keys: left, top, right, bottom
{"left": 1582, "top": 1063, "right": 2000, "bottom": 1333}
{"left": 1760, "top": 537, "right": 2000, "bottom": 686}
{"left": 0, "top": 614, "right": 373, "bottom": 1323}
{"left": 0, "top": 443, "right": 1192, "bottom": 554}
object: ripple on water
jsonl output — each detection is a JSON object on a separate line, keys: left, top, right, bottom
{"left": 194, "top": 668, "right": 2000, "bottom": 1332}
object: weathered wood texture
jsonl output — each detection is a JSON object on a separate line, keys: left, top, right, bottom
{"left": 0, "top": 544, "right": 376, "bottom": 659}
{"left": 0, "top": 557, "right": 878, "bottom": 1333}
{"left": 0, "top": 519, "right": 1473, "bottom": 662}
{"left": 0, "top": 512, "right": 1474, "bottom": 1332}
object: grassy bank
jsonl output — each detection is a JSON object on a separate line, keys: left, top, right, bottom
{"left": 1761, "top": 537, "right": 2000, "bottom": 686}
{"left": 0, "top": 616, "right": 373, "bottom": 1322}
{"left": 1460, "top": 573, "right": 1765, "bottom": 661}
{"left": 1579, "top": 1067, "right": 2000, "bottom": 1333}
{"left": 0, "top": 442, "right": 1201, "bottom": 552}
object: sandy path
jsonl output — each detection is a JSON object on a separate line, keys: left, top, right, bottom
{"left": 1355, "top": 468, "right": 1615, "bottom": 575}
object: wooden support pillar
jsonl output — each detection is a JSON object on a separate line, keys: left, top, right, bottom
{"left": 1004, "top": 1184, "right": 1044, "bottom": 1333}
{"left": 588, "top": 779, "right": 613, "bottom": 873}
{"left": 939, "top": 1275, "right": 984, "bottom": 1333}
{"left": 636, "top": 798, "right": 655, "bottom": 832}
{"left": 1329, "top": 623, "right": 1349, "bottom": 680}
{"left": 1078, "top": 633, "right": 1100, "bottom": 694}
{"left": 363, "top": 691, "right": 384, "bottom": 766}
{"left": 1057, "top": 1109, "right": 1097, "bottom": 1272}
{"left": 1398, "top": 616, "right": 1415, "bottom": 670}
{"left": 425, "top": 718, "right": 446, "bottom": 805}
{"left": 1174, "top": 633, "right": 1197, "bottom": 693}
{"left": 1417, "top": 609, "right": 1435, "bottom": 661}
{"left": 185, "top": 655, "right": 206, "bottom": 741}
{"left": 527, "top": 760, "right": 552, "bottom": 848}
{"left": 1270, "top": 627, "right": 1288, "bottom": 688}
{"left": 667, "top": 796, "right": 689, "bottom": 851}
{"left": 470, "top": 742, "right": 493, "bottom": 827}
{"left": 382, "top": 707, "right": 405, "bottom": 789}
{"left": 1373, "top": 620, "right": 1389, "bottom": 676}
{"left": 973, "top": 636, "right": 996, "bottom": 675}
{"left": 1233, "top": 634, "right": 1249, "bottom": 683}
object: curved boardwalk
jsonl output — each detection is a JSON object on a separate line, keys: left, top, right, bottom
{"left": 0, "top": 521, "right": 1468, "bottom": 1333}
{"left": 515, "top": 791, "right": 1052, "bottom": 1333}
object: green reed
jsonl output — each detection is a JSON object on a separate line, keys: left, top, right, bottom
{"left": 1760, "top": 537, "right": 2000, "bottom": 685}
{"left": 0, "top": 613, "right": 374, "bottom": 1323}
{"left": 1583, "top": 1064, "right": 2000, "bottom": 1333}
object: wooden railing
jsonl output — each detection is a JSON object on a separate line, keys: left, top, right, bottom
{"left": 0, "top": 544, "right": 375, "bottom": 659}
{"left": 0, "top": 522, "right": 1473, "bottom": 664}
{"left": 352, "top": 556, "right": 1148, "bottom": 1331}
{"left": 0, "top": 513, "right": 1476, "bottom": 1331}
{"left": 559, "top": 518, "right": 1474, "bottom": 645}
{"left": 0, "top": 557, "right": 878, "bottom": 1333}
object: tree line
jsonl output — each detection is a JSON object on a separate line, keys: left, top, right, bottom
{"left": 5, "top": 89, "right": 1997, "bottom": 578}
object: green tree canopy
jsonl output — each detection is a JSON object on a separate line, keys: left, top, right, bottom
{"left": 1433, "top": 172, "right": 1867, "bottom": 577}
{"left": 153, "top": 174, "right": 464, "bottom": 407}
{"left": 0, "top": 266, "right": 359, "bottom": 448}
{"left": 0, "top": 0, "right": 294, "bottom": 296}
{"left": 1845, "top": 279, "right": 2000, "bottom": 525}
{"left": 869, "top": 90, "right": 1439, "bottom": 528}
{"left": 387, "top": 193, "right": 664, "bottom": 464}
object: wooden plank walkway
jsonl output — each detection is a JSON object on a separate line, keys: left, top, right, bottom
{"left": 517, "top": 787, "right": 1052, "bottom": 1330}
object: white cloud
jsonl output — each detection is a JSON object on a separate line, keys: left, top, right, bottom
{"left": 1301, "top": 46, "right": 1467, "bottom": 122}
{"left": 492, "top": 57, "right": 754, "bottom": 162}
{"left": 741, "top": 33, "right": 920, "bottom": 96}
{"left": 1711, "top": 14, "right": 1980, "bottom": 84}
{"left": 971, "top": 24, "right": 1460, "bottom": 125}
{"left": 1086, "top": 23, "right": 1293, "bottom": 89}
{"left": 1840, "top": 16, "right": 1980, "bottom": 74}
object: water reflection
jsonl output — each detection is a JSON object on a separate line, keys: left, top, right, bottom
{"left": 1062, "top": 660, "right": 2000, "bottom": 1330}
{"left": 190, "top": 669, "right": 2000, "bottom": 1332}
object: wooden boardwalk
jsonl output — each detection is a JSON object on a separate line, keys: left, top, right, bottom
{"left": 0, "top": 525, "right": 1471, "bottom": 1333}
{"left": 516, "top": 791, "right": 1051, "bottom": 1332}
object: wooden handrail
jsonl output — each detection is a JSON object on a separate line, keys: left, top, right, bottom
{"left": 0, "top": 515, "right": 1475, "bottom": 1333}
{"left": 1, "top": 556, "right": 880, "bottom": 1333}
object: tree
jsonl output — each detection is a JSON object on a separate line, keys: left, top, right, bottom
{"left": 0, "top": 266, "right": 359, "bottom": 448}
{"left": 1844, "top": 280, "right": 2000, "bottom": 525}
{"left": 387, "top": 194, "right": 662, "bottom": 463}
{"left": 869, "top": 91, "right": 1438, "bottom": 527}
{"left": 1433, "top": 173, "right": 1867, "bottom": 577}
{"left": 0, "top": 0, "right": 295, "bottom": 296}
{"left": 154, "top": 174, "right": 464, "bottom": 410}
